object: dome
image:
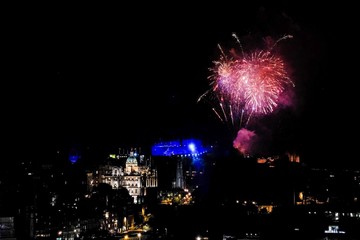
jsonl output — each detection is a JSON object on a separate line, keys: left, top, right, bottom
{"left": 126, "top": 152, "right": 138, "bottom": 164}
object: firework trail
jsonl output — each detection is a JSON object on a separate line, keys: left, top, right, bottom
{"left": 199, "top": 33, "right": 294, "bottom": 132}
{"left": 199, "top": 33, "right": 294, "bottom": 155}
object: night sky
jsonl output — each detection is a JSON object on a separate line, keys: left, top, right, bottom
{"left": 2, "top": 3, "right": 358, "bottom": 168}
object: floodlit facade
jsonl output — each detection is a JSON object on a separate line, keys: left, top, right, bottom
{"left": 87, "top": 151, "right": 158, "bottom": 203}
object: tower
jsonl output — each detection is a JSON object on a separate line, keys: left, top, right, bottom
{"left": 175, "top": 158, "right": 185, "bottom": 189}
{"left": 123, "top": 152, "right": 141, "bottom": 203}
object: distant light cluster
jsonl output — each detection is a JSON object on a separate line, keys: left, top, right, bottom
{"left": 151, "top": 139, "right": 209, "bottom": 157}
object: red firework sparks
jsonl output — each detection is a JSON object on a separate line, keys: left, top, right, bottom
{"left": 204, "top": 34, "right": 294, "bottom": 128}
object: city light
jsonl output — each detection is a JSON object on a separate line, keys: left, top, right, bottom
{"left": 151, "top": 139, "right": 209, "bottom": 156}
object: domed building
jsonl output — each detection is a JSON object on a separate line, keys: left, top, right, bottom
{"left": 125, "top": 151, "right": 139, "bottom": 174}
{"left": 123, "top": 152, "right": 142, "bottom": 203}
{"left": 87, "top": 150, "right": 158, "bottom": 204}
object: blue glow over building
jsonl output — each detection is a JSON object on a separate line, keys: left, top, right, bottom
{"left": 151, "top": 139, "right": 209, "bottom": 157}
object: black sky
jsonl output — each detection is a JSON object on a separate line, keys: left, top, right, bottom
{"left": 2, "top": 3, "right": 359, "bottom": 168}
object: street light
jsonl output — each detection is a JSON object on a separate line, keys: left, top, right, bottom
{"left": 137, "top": 232, "right": 142, "bottom": 240}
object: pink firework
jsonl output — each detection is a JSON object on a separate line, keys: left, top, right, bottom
{"left": 202, "top": 34, "right": 294, "bottom": 129}
{"left": 236, "top": 50, "right": 292, "bottom": 114}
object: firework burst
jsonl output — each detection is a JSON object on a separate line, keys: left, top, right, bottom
{"left": 199, "top": 33, "right": 294, "bottom": 132}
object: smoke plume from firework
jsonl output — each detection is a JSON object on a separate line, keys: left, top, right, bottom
{"left": 233, "top": 128, "right": 257, "bottom": 155}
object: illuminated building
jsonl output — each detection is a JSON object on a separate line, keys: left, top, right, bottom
{"left": 87, "top": 151, "right": 157, "bottom": 204}
{"left": 151, "top": 139, "right": 209, "bottom": 191}
{"left": 256, "top": 153, "right": 300, "bottom": 167}
{"left": 287, "top": 153, "right": 300, "bottom": 163}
